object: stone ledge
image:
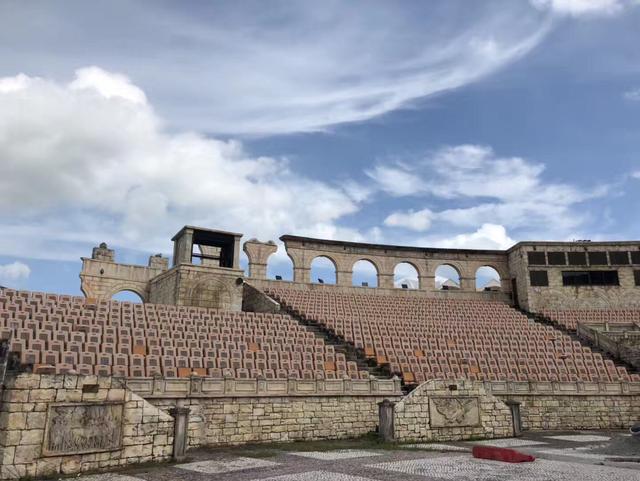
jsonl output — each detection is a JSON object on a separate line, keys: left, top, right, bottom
{"left": 125, "top": 376, "right": 403, "bottom": 398}
{"left": 484, "top": 380, "right": 640, "bottom": 395}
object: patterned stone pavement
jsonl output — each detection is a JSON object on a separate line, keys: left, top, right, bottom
{"left": 67, "top": 431, "right": 640, "bottom": 481}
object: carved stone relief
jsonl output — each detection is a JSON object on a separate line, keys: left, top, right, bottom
{"left": 429, "top": 396, "right": 480, "bottom": 427}
{"left": 43, "top": 402, "right": 124, "bottom": 456}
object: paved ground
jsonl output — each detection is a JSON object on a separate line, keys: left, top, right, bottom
{"left": 55, "top": 431, "right": 640, "bottom": 481}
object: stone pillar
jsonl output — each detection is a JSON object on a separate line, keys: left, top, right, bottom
{"left": 232, "top": 236, "right": 242, "bottom": 269}
{"left": 419, "top": 275, "right": 433, "bottom": 291}
{"left": 378, "top": 399, "right": 395, "bottom": 442}
{"left": 169, "top": 405, "right": 191, "bottom": 461}
{"left": 505, "top": 400, "right": 522, "bottom": 437}
{"left": 148, "top": 254, "right": 169, "bottom": 270}
{"left": 243, "top": 240, "right": 277, "bottom": 279}
{"left": 378, "top": 270, "right": 395, "bottom": 289}
{"left": 293, "top": 267, "right": 309, "bottom": 283}
{"left": 459, "top": 276, "right": 476, "bottom": 292}
{"left": 91, "top": 243, "right": 115, "bottom": 261}
{"left": 173, "top": 229, "right": 193, "bottom": 266}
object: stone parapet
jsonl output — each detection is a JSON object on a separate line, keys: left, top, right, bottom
{"left": 483, "top": 379, "right": 640, "bottom": 396}
{"left": 124, "top": 376, "right": 402, "bottom": 399}
{"left": 248, "top": 278, "right": 512, "bottom": 303}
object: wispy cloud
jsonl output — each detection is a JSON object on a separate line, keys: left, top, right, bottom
{"left": 370, "top": 144, "right": 609, "bottom": 237}
{"left": 0, "top": 2, "right": 551, "bottom": 135}
{"left": 0, "top": 261, "right": 31, "bottom": 285}
{"left": 624, "top": 88, "right": 640, "bottom": 101}
{"left": 384, "top": 209, "right": 434, "bottom": 232}
{"left": 530, "top": 0, "right": 632, "bottom": 17}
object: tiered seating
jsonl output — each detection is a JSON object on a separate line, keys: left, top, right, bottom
{"left": 0, "top": 288, "right": 368, "bottom": 379}
{"left": 541, "top": 309, "right": 640, "bottom": 332}
{"left": 265, "top": 287, "right": 639, "bottom": 384}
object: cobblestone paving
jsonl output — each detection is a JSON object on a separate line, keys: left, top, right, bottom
{"left": 400, "top": 443, "right": 471, "bottom": 452}
{"left": 255, "top": 472, "right": 376, "bottom": 481}
{"left": 369, "top": 456, "right": 640, "bottom": 481}
{"left": 472, "top": 438, "right": 548, "bottom": 447}
{"left": 545, "top": 434, "right": 612, "bottom": 442}
{"left": 288, "top": 450, "right": 383, "bottom": 460}
{"left": 70, "top": 431, "right": 640, "bottom": 481}
{"left": 175, "top": 457, "right": 279, "bottom": 474}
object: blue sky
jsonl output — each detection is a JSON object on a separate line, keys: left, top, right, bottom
{"left": 0, "top": 0, "right": 639, "bottom": 296}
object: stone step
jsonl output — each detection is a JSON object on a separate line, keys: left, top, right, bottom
{"left": 269, "top": 295, "right": 393, "bottom": 381}
{"left": 520, "top": 309, "right": 640, "bottom": 376}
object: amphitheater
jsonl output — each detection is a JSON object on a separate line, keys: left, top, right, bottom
{"left": 1, "top": 225, "right": 640, "bottom": 479}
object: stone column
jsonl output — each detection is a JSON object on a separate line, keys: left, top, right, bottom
{"left": 243, "top": 240, "right": 277, "bottom": 279}
{"left": 378, "top": 399, "right": 395, "bottom": 442}
{"left": 232, "top": 235, "right": 242, "bottom": 269}
{"left": 169, "top": 405, "right": 191, "bottom": 462}
{"left": 459, "top": 276, "right": 476, "bottom": 292}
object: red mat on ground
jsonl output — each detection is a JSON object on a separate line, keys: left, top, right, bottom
{"left": 472, "top": 445, "right": 536, "bottom": 463}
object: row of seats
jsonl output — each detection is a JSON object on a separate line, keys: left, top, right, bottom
{"left": 541, "top": 309, "right": 640, "bottom": 331}
{"left": 265, "top": 287, "right": 638, "bottom": 384}
{"left": 0, "top": 288, "right": 370, "bottom": 379}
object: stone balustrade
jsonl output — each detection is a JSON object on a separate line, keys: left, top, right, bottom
{"left": 124, "top": 375, "right": 403, "bottom": 399}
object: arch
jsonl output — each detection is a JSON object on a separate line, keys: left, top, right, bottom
{"left": 352, "top": 259, "right": 378, "bottom": 287}
{"left": 111, "top": 289, "right": 145, "bottom": 303}
{"left": 266, "top": 251, "right": 294, "bottom": 281}
{"left": 475, "top": 265, "right": 502, "bottom": 291}
{"left": 394, "top": 262, "right": 419, "bottom": 289}
{"left": 435, "top": 264, "right": 461, "bottom": 290}
{"left": 310, "top": 256, "right": 337, "bottom": 285}
{"left": 187, "top": 275, "right": 233, "bottom": 309}
{"left": 239, "top": 250, "right": 250, "bottom": 276}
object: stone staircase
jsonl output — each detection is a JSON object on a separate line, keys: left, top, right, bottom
{"left": 519, "top": 308, "right": 640, "bottom": 376}
{"left": 265, "top": 293, "right": 396, "bottom": 383}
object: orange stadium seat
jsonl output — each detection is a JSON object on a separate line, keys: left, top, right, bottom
{"left": 265, "top": 286, "right": 638, "bottom": 384}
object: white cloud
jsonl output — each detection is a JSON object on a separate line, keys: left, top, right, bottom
{"left": 624, "top": 88, "right": 640, "bottom": 101}
{"left": 69, "top": 67, "right": 147, "bottom": 105}
{"left": 0, "top": 68, "right": 362, "bottom": 259}
{"left": 631, "top": 171, "right": 640, "bottom": 179}
{"left": 530, "top": 0, "right": 629, "bottom": 16}
{"left": 374, "top": 144, "right": 606, "bottom": 237}
{"left": 366, "top": 165, "right": 427, "bottom": 197}
{"left": 384, "top": 208, "right": 434, "bottom": 232}
{"left": 0, "top": 261, "right": 31, "bottom": 284}
{"left": 0, "top": 3, "right": 550, "bottom": 135}
{"left": 428, "top": 223, "right": 517, "bottom": 250}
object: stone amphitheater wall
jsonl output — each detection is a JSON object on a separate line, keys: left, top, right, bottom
{"left": 0, "top": 373, "right": 174, "bottom": 480}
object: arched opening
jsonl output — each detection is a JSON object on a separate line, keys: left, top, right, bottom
{"left": 111, "top": 290, "right": 144, "bottom": 303}
{"left": 266, "top": 251, "right": 294, "bottom": 281}
{"left": 310, "top": 256, "right": 337, "bottom": 285}
{"left": 352, "top": 260, "right": 378, "bottom": 287}
{"left": 239, "top": 250, "right": 250, "bottom": 276}
{"left": 394, "top": 262, "right": 419, "bottom": 289}
{"left": 476, "top": 266, "right": 501, "bottom": 291}
{"left": 435, "top": 264, "right": 461, "bottom": 290}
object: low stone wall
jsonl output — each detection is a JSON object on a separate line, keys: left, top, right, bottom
{"left": 154, "top": 395, "right": 396, "bottom": 447}
{"left": 486, "top": 381, "right": 640, "bottom": 431}
{"left": 392, "top": 380, "right": 513, "bottom": 442}
{"left": 127, "top": 376, "right": 404, "bottom": 447}
{"left": 0, "top": 373, "right": 174, "bottom": 480}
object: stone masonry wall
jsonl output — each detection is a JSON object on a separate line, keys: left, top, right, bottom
{"left": 393, "top": 380, "right": 513, "bottom": 443}
{"left": 153, "top": 395, "right": 397, "bottom": 447}
{"left": 0, "top": 374, "right": 174, "bottom": 480}
{"left": 508, "top": 243, "right": 640, "bottom": 312}
{"left": 149, "top": 264, "right": 244, "bottom": 310}
{"left": 502, "top": 394, "right": 640, "bottom": 431}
